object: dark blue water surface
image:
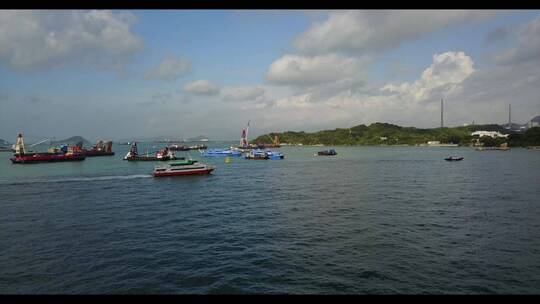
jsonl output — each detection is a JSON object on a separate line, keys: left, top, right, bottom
{"left": 1, "top": 143, "right": 539, "bottom": 294}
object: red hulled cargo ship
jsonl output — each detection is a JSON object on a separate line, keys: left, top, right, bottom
{"left": 10, "top": 134, "right": 86, "bottom": 164}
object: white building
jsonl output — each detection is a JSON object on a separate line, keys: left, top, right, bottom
{"left": 471, "top": 131, "right": 509, "bottom": 138}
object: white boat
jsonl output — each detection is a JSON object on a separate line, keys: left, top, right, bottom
{"left": 153, "top": 160, "right": 215, "bottom": 177}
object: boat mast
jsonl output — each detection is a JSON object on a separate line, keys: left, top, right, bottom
{"left": 240, "top": 129, "right": 245, "bottom": 147}
{"left": 14, "top": 133, "right": 26, "bottom": 155}
{"left": 130, "top": 142, "right": 138, "bottom": 156}
{"left": 240, "top": 120, "right": 250, "bottom": 147}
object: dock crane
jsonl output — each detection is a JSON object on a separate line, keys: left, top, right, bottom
{"left": 266, "top": 134, "right": 280, "bottom": 147}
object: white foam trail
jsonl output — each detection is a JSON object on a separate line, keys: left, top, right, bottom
{"left": 3, "top": 174, "right": 152, "bottom": 185}
{"left": 56, "top": 174, "right": 153, "bottom": 182}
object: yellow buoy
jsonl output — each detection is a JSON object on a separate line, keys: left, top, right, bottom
{"left": 225, "top": 156, "right": 232, "bottom": 164}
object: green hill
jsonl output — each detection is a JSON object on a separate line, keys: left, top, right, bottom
{"left": 252, "top": 123, "right": 540, "bottom": 147}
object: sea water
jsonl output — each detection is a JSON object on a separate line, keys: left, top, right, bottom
{"left": 1, "top": 143, "right": 539, "bottom": 294}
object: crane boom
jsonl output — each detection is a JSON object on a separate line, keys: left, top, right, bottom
{"left": 29, "top": 138, "right": 51, "bottom": 147}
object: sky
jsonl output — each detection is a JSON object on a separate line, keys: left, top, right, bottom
{"left": 0, "top": 10, "right": 539, "bottom": 142}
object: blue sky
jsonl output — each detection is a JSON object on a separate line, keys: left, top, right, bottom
{"left": 1, "top": 10, "right": 539, "bottom": 142}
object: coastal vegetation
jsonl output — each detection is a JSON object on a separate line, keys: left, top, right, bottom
{"left": 506, "top": 127, "right": 540, "bottom": 147}
{"left": 253, "top": 123, "right": 540, "bottom": 147}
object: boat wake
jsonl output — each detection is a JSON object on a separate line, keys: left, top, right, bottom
{"left": 2, "top": 174, "right": 152, "bottom": 185}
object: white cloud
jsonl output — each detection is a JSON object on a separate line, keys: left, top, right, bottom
{"left": 295, "top": 10, "right": 495, "bottom": 55}
{"left": 222, "top": 86, "right": 266, "bottom": 102}
{"left": 144, "top": 56, "right": 191, "bottom": 81}
{"left": 266, "top": 54, "right": 368, "bottom": 86}
{"left": 381, "top": 51, "right": 475, "bottom": 102}
{"left": 273, "top": 93, "right": 314, "bottom": 109}
{"left": 247, "top": 43, "right": 539, "bottom": 134}
{"left": 0, "top": 10, "right": 143, "bottom": 71}
{"left": 245, "top": 51, "right": 481, "bottom": 132}
{"left": 256, "top": 10, "right": 493, "bottom": 130}
{"left": 183, "top": 80, "right": 220, "bottom": 95}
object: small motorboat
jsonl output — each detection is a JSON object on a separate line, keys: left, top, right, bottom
{"left": 153, "top": 159, "right": 215, "bottom": 177}
{"left": 444, "top": 156, "right": 464, "bottom": 161}
{"left": 316, "top": 149, "right": 337, "bottom": 156}
{"left": 266, "top": 150, "right": 284, "bottom": 160}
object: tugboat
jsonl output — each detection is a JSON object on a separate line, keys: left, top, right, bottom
{"left": 316, "top": 149, "right": 337, "bottom": 156}
{"left": 153, "top": 159, "right": 215, "bottom": 177}
{"left": 83, "top": 140, "right": 114, "bottom": 157}
{"left": 123, "top": 142, "right": 181, "bottom": 161}
{"left": 10, "top": 133, "right": 86, "bottom": 164}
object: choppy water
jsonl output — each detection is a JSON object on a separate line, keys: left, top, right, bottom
{"left": 1, "top": 142, "right": 539, "bottom": 294}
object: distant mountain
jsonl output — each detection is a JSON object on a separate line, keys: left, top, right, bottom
{"left": 0, "top": 138, "right": 10, "bottom": 147}
{"left": 51, "top": 136, "right": 92, "bottom": 147}
{"left": 0, "top": 138, "right": 11, "bottom": 151}
{"left": 188, "top": 135, "right": 209, "bottom": 142}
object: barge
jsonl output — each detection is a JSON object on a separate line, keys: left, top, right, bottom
{"left": 168, "top": 143, "right": 208, "bottom": 151}
{"left": 10, "top": 134, "right": 86, "bottom": 164}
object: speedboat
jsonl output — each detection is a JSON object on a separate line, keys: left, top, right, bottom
{"left": 153, "top": 159, "right": 215, "bottom": 177}
{"left": 444, "top": 156, "right": 464, "bottom": 161}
